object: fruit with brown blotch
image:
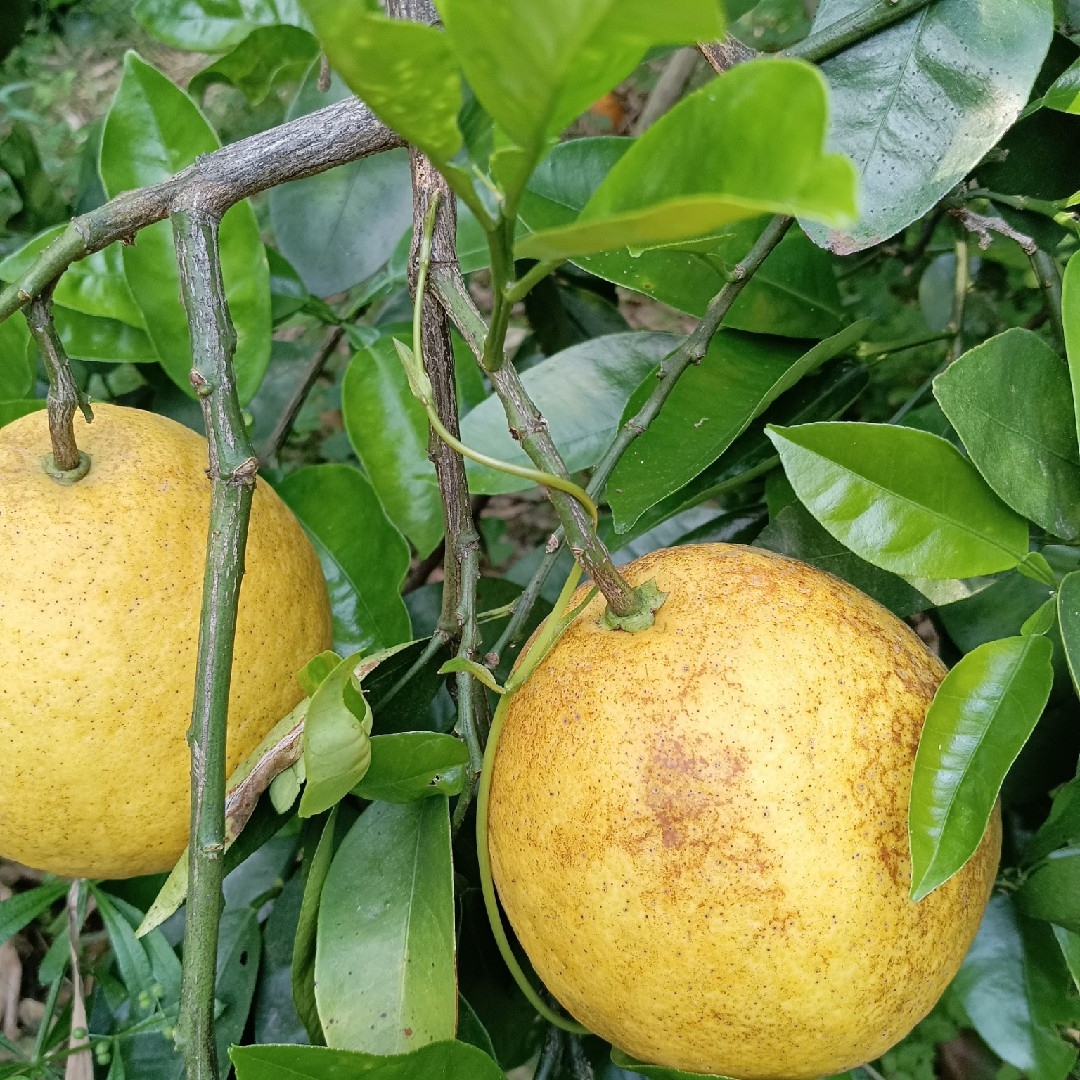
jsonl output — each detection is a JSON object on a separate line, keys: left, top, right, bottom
{"left": 0, "top": 404, "right": 333, "bottom": 879}
{"left": 488, "top": 543, "right": 999, "bottom": 1080}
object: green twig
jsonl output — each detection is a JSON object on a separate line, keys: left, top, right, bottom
{"left": 783, "top": 0, "right": 937, "bottom": 63}
{"left": 172, "top": 208, "right": 258, "bottom": 1080}
{"left": 948, "top": 234, "right": 970, "bottom": 363}
{"left": 505, "top": 259, "right": 563, "bottom": 305}
{"left": 1029, "top": 248, "right": 1065, "bottom": 352}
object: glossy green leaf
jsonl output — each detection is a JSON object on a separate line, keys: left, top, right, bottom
{"left": 519, "top": 138, "right": 845, "bottom": 338}
{"left": 1021, "top": 598, "right": 1058, "bottom": 637}
{"left": 460, "top": 331, "right": 675, "bottom": 495}
{"left": 933, "top": 329, "right": 1080, "bottom": 540}
{"left": 0, "top": 882, "right": 67, "bottom": 948}
{"left": 189, "top": 25, "right": 318, "bottom": 104}
{"left": 100, "top": 53, "right": 270, "bottom": 402}
{"left": 214, "top": 907, "right": 262, "bottom": 1077}
{"left": 518, "top": 60, "right": 856, "bottom": 261}
{"left": 0, "top": 316, "right": 31, "bottom": 400}
{"left": 1018, "top": 849, "right": 1080, "bottom": 932}
{"left": 804, "top": 0, "right": 1053, "bottom": 252}
{"left": 300, "top": 651, "right": 372, "bottom": 817}
{"left": 133, "top": 0, "right": 308, "bottom": 52}
{"left": 270, "top": 67, "right": 413, "bottom": 297}
{"left": 316, "top": 798, "right": 456, "bottom": 1053}
{"left": 1057, "top": 570, "right": 1080, "bottom": 697}
{"left": 909, "top": 635, "right": 1054, "bottom": 901}
{"left": 609, "top": 320, "right": 871, "bottom": 531}
{"left": 1063, "top": 251, "right": 1080, "bottom": 450}
{"left": 0, "top": 228, "right": 145, "bottom": 327}
{"left": 277, "top": 464, "right": 412, "bottom": 654}
{"left": 435, "top": 0, "right": 723, "bottom": 193}
{"left": 756, "top": 503, "right": 932, "bottom": 619}
{"left": 766, "top": 422, "right": 1030, "bottom": 579}
{"left": 301, "top": 0, "right": 463, "bottom": 167}
{"left": 1041, "top": 57, "right": 1080, "bottom": 114}
{"left": 50, "top": 307, "right": 158, "bottom": 365}
{"left": 292, "top": 808, "right": 337, "bottom": 1044}
{"left": 342, "top": 337, "right": 443, "bottom": 557}
{"left": 232, "top": 1040, "right": 505, "bottom": 1080}
{"left": 1028, "top": 773, "right": 1080, "bottom": 865}
{"left": 953, "top": 894, "right": 1078, "bottom": 1080}
{"left": 353, "top": 734, "right": 469, "bottom": 803}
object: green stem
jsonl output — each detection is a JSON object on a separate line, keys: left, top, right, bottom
{"left": 966, "top": 188, "right": 1075, "bottom": 225}
{"left": 1029, "top": 248, "right": 1065, "bottom": 352}
{"left": 948, "top": 234, "right": 970, "bottom": 363}
{"left": 482, "top": 216, "right": 517, "bottom": 372}
{"left": 505, "top": 259, "right": 563, "bottom": 305}
{"left": 475, "top": 565, "right": 590, "bottom": 1035}
{"left": 172, "top": 208, "right": 258, "bottom": 1080}
{"left": 783, "top": 0, "right": 936, "bottom": 64}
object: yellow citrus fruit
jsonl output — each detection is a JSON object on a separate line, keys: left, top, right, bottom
{"left": 0, "top": 404, "right": 333, "bottom": 879}
{"left": 489, "top": 543, "right": 999, "bottom": 1079}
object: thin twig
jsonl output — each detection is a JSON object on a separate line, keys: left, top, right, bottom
{"left": 484, "top": 215, "right": 794, "bottom": 665}
{"left": 947, "top": 206, "right": 1037, "bottom": 255}
{"left": 0, "top": 98, "right": 400, "bottom": 324}
{"left": 1030, "top": 248, "right": 1066, "bottom": 352}
{"left": 634, "top": 48, "right": 700, "bottom": 133}
{"left": 173, "top": 207, "right": 259, "bottom": 1080}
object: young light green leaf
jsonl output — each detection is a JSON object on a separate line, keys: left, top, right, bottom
{"left": 1021, "top": 598, "right": 1057, "bottom": 637}
{"left": 99, "top": 53, "right": 270, "bottom": 402}
{"left": 316, "top": 798, "right": 456, "bottom": 1053}
{"left": 1040, "top": 58, "right": 1080, "bottom": 114}
{"left": 909, "top": 635, "right": 1053, "bottom": 901}
{"left": 1057, "top": 570, "right": 1080, "bottom": 697}
{"left": 435, "top": 0, "right": 723, "bottom": 195}
{"left": 609, "top": 320, "right": 872, "bottom": 531}
{"left": 300, "top": 651, "right": 373, "bottom": 817}
{"left": 1017, "top": 551, "right": 1058, "bottom": 588}
{"left": 353, "top": 733, "right": 470, "bottom": 803}
{"left": 933, "top": 329, "right": 1080, "bottom": 541}
{"left": 518, "top": 60, "right": 856, "bottom": 261}
{"left": 518, "top": 138, "right": 845, "bottom": 339}
{"left": 297, "top": 650, "right": 343, "bottom": 697}
{"left": 437, "top": 658, "right": 504, "bottom": 696}
{"left": 952, "top": 894, "right": 1078, "bottom": 1080}
{"left": 460, "top": 332, "right": 676, "bottom": 495}
{"left": 301, "top": 0, "right": 462, "bottom": 167}
{"left": 766, "top": 422, "right": 1030, "bottom": 579}
{"left": 804, "top": 0, "right": 1053, "bottom": 253}
{"left": 292, "top": 807, "right": 337, "bottom": 1044}
{"left": 232, "top": 1040, "right": 506, "bottom": 1080}
{"left": 277, "top": 464, "right": 412, "bottom": 654}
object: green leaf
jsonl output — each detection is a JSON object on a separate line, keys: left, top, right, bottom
{"left": 269, "top": 67, "right": 413, "bottom": 297}
{"left": 189, "top": 25, "right": 319, "bottom": 104}
{"left": 1041, "top": 57, "right": 1080, "bottom": 114}
{"left": 300, "top": 651, "right": 373, "bottom": 817}
{"left": 1063, "top": 251, "right": 1080, "bottom": 450}
{"left": 133, "top": 0, "right": 309, "bottom": 52}
{"left": 277, "top": 464, "right": 412, "bottom": 655}
{"left": 804, "top": 0, "right": 1053, "bottom": 253}
{"left": 93, "top": 888, "right": 159, "bottom": 1017}
{"left": 435, "top": 0, "right": 723, "bottom": 194}
{"left": 609, "top": 320, "right": 871, "bottom": 531}
{"left": 459, "top": 331, "right": 676, "bottom": 495}
{"left": 301, "top": 0, "right": 463, "bottom": 167}
{"left": 1028, "top": 774, "right": 1080, "bottom": 866}
{"left": 953, "top": 894, "right": 1078, "bottom": 1080}
{"left": 342, "top": 337, "right": 443, "bottom": 557}
{"left": 909, "top": 635, "right": 1053, "bottom": 901}
{"left": 1018, "top": 849, "right": 1080, "bottom": 932}
{"left": 756, "top": 502, "right": 932, "bottom": 620}
{"left": 0, "top": 316, "right": 31, "bottom": 400}
{"left": 292, "top": 808, "right": 337, "bottom": 1044}
{"left": 609, "top": 1049, "right": 720, "bottom": 1079}
{"left": 1021, "top": 598, "right": 1058, "bottom": 637}
{"left": 1057, "top": 570, "right": 1080, "bottom": 697}
{"left": 99, "top": 52, "right": 270, "bottom": 403}
{"left": 353, "top": 734, "right": 469, "bottom": 803}
{"left": 214, "top": 907, "right": 262, "bottom": 1076}
{"left": 0, "top": 882, "right": 67, "bottom": 948}
{"left": 766, "top": 422, "right": 1030, "bottom": 579}
{"left": 49, "top": 307, "right": 158, "bottom": 365}
{"left": 316, "top": 799, "right": 456, "bottom": 1053}
{"left": 1054, "top": 925, "right": 1080, "bottom": 994}
{"left": 232, "top": 1040, "right": 505, "bottom": 1080}
{"left": 933, "top": 329, "right": 1080, "bottom": 541}
{"left": 0, "top": 122, "right": 66, "bottom": 232}
{"left": 518, "top": 60, "right": 856, "bottom": 260}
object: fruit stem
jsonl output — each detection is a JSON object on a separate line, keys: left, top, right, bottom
{"left": 172, "top": 207, "right": 257, "bottom": 1080}
{"left": 475, "top": 562, "right": 592, "bottom": 1035}
{"left": 24, "top": 287, "right": 93, "bottom": 483}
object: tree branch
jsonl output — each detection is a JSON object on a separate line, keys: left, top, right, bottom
{"left": 0, "top": 98, "right": 401, "bottom": 323}
{"left": 172, "top": 207, "right": 258, "bottom": 1080}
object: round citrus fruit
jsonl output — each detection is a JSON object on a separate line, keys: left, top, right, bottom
{"left": 489, "top": 543, "right": 999, "bottom": 1079}
{"left": 0, "top": 404, "right": 333, "bottom": 879}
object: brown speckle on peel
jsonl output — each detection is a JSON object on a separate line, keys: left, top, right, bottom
{"left": 488, "top": 544, "right": 1000, "bottom": 1080}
